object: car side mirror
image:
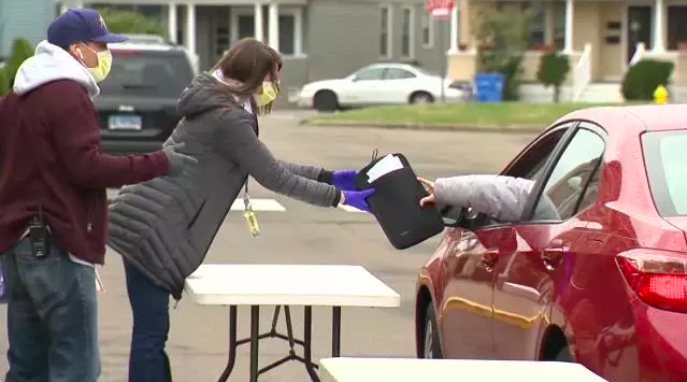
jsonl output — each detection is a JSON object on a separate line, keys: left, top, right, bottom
{"left": 440, "top": 205, "right": 466, "bottom": 227}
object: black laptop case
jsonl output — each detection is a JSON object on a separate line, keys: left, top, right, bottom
{"left": 355, "top": 153, "right": 444, "bottom": 250}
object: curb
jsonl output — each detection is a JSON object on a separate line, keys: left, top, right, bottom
{"left": 299, "top": 120, "right": 544, "bottom": 134}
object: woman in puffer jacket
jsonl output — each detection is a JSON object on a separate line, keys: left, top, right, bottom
{"left": 107, "top": 38, "right": 375, "bottom": 382}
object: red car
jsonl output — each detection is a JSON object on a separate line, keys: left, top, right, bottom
{"left": 415, "top": 104, "right": 687, "bottom": 382}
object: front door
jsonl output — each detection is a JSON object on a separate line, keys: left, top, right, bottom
{"left": 627, "top": 6, "right": 653, "bottom": 63}
{"left": 491, "top": 126, "right": 606, "bottom": 360}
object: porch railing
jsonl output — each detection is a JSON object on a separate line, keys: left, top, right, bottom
{"left": 629, "top": 42, "right": 646, "bottom": 66}
{"left": 572, "top": 43, "right": 592, "bottom": 101}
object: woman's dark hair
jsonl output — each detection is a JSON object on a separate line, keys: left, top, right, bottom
{"left": 212, "top": 38, "right": 283, "bottom": 113}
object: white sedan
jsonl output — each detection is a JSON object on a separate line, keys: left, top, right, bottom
{"left": 292, "top": 63, "right": 470, "bottom": 112}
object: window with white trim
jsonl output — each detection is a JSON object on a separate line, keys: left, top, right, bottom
{"left": 231, "top": 9, "right": 256, "bottom": 43}
{"left": 230, "top": 8, "right": 303, "bottom": 56}
{"left": 421, "top": 14, "right": 434, "bottom": 48}
{"left": 278, "top": 8, "right": 303, "bottom": 56}
{"left": 380, "top": 5, "right": 392, "bottom": 58}
{"left": 401, "top": 7, "right": 415, "bottom": 58}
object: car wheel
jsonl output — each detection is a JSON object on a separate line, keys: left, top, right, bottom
{"left": 313, "top": 90, "right": 339, "bottom": 112}
{"left": 554, "top": 346, "right": 573, "bottom": 362}
{"left": 410, "top": 91, "right": 434, "bottom": 105}
{"left": 422, "top": 304, "right": 443, "bottom": 359}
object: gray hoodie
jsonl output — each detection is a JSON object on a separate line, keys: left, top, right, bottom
{"left": 434, "top": 174, "right": 560, "bottom": 222}
{"left": 107, "top": 73, "right": 340, "bottom": 299}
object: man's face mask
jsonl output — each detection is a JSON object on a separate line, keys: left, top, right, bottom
{"left": 77, "top": 44, "right": 113, "bottom": 83}
{"left": 255, "top": 82, "right": 279, "bottom": 107}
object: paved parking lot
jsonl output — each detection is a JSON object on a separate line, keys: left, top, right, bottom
{"left": 0, "top": 114, "right": 535, "bottom": 381}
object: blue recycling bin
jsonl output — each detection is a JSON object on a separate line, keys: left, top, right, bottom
{"left": 474, "top": 72, "right": 504, "bottom": 102}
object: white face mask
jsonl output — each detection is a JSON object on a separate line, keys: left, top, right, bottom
{"left": 77, "top": 44, "right": 113, "bottom": 83}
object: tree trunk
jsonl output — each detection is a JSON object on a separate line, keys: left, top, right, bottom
{"left": 554, "top": 85, "right": 561, "bottom": 103}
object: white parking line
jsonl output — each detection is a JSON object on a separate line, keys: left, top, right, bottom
{"left": 230, "top": 198, "right": 287, "bottom": 212}
{"left": 338, "top": 205, "right": 365, "bottom": 213}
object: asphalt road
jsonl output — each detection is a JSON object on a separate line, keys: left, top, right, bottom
{"left": 0, "top": 113, "right": 535, "bottom": 381}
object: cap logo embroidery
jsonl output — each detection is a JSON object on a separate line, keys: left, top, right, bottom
{"left": 98, "top": 14, "right": 107, "bottom": 30}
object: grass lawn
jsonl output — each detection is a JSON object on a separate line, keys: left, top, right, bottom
{"left": 306, "top": 102, "right": 633, "bottom": 128}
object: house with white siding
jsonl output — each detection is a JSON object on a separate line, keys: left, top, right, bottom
{"left": 59, "top": 0, "right": 453, "bottom": 104}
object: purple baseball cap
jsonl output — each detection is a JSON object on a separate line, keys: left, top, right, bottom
{"left": 48, "top": 8, "right": 128, "bottom": 50}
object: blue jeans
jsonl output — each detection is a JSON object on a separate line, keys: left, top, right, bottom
{"left": 1, "top": 238, "right": 99, "bottom": 382}
{"left": 124, "top": 261, "right": 172, "bottom": 382}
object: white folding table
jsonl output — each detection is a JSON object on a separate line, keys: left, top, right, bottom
{"left": 318, "top": 358, "right": 610, "bottom": 382}
{"left": 184, "top": 264, "right": 401, "bottom": 382}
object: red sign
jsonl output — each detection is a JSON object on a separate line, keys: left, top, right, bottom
{"left": 425, "top": 0, "right": 454, "bottom": 18}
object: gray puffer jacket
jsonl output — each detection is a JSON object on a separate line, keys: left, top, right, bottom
{"left": 107, "top": 73, "right": 340, "bottom": 299}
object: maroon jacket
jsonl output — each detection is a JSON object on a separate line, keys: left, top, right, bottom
{"left": 0, "top": 79, "right": 169, "bottom": 264}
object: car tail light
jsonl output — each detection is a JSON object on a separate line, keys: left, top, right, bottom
{"left": 616, "top": 249, "right": 687, "bottom": 313}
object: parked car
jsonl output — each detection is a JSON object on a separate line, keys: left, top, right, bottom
{"left": 94, "top": 40, "right": 196, "bottom": 154}
{"left": 415, "top": 104, "right": 687, "bottom": 382}
{"left": 293, "top": 63, "right": 470, "bottom": 112}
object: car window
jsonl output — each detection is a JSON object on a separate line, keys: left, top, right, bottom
{"left": 354, "top": 68, "right": 387, "bottom": 81}
{"left": 530, "top": 128, "right": 605, "bottom": 222}
{"left": 575, "top": 165, "right": 602, "bottom": 214}
{"left": 643, "top": 131, "right": 687, "bottom": 216}
{"left": 458, "top": 123, "right": 572, "bottom": 228}
{"left": 385, "top": 68, "right": 416, "bottom": 80}
{"left": 503, "top": 124, "right": 572, "bottom": 181}
{"left": 99, "top": 50, "right": 194, "bottom": 98}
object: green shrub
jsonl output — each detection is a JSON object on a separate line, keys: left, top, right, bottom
{"left": 0, "top": 67, "right": 9, "bottom": 97}
{"left": 5, "top": 38, "right": 35, "bottom": 86}
{"left": 537, "top": 52, "right": 571, "bottom": 103}
{"left": 472, "top": 8, "right": 530, "bottom": 102}
{"left": 499, "top": 55, "right": 524, "bottom": 101}
{"left": 622, "top": 59, "right": 674, "bottom": 101}
{"left": 96, "top": 6, "right": 165, "bottom": 35}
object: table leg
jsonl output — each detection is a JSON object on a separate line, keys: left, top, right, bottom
{"left": 332, "top": 307, "right": 341, "bottom": 357}
{"left": 250, "top": 305, "right": 260, "bottom": 382}
{"left": 217, "top": 306, "right": 238, "bottom": 382}
{"left": 303, "top": 306, "right": 320, "bottom": 382}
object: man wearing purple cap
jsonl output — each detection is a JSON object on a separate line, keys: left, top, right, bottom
{"left": 0, "top": 8, "right": 196, "bottom": 382}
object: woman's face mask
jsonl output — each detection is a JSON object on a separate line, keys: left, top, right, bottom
{"left": 255, "top": 82, "right": 279, "bottom": 107}
{"left": 77, "top": 44, "right": 113, "bottom": 83}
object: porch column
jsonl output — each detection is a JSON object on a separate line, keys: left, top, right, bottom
{"left": 168, "top": 4, "right": 178, "bottom": 44}
{"left": 448, "top": 3, "right": 459, "bottom": 53}
{"left": 653, "top": 0, "right": 666, "bottom": 52}
{"left": 563, "top": 0, "right": 574, "bottom": 53}
{"left": 185, "top": 3, "right": 196, "bottom": 57}
{"left": 459, "top": 0, "right": 472, "bottom": 51}
{"left": 254, "top": 3, "right": 265, "bottom": 42}
{"left": 268, "top": 2, "right": 280, "bottom": 51}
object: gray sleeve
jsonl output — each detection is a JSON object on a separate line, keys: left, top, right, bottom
{"left": 277, "top": 161, "right": 323, "bottom": 181}
{"left": 433, "top": 175, "right": 534, "bottom": 222}
{"left": 214, "top": 112, "right": 340, "bottom": 207}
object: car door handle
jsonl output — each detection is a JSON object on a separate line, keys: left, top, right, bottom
{"left": 542, "top": 240, "right": 566, "bottom": 271}
{"left": 480, "top": 250, "right": 499, "bottom": 272}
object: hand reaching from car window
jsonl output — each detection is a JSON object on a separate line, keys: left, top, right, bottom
{"left": 417, "top": 177, "right": 436, "bottom": 206}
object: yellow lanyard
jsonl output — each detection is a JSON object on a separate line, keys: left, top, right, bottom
{"left": 242, "top": 180, "right": 260, "bottom": 238}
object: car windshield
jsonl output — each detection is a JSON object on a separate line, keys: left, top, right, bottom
{"left": 99, "top": 50, "right": 193, "bottom": 98}
{"left": 643, "top": 131, "right": 687, "bottom": 216}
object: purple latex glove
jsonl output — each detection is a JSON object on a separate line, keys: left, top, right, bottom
{"left": 342, "top": 188, "right": 376, "bottom": 212}
{"left": 332, "top": 170, "right": 358, "bottom": 191}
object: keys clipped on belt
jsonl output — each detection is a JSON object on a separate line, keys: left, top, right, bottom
{"left": 243, "top": 195, "right": 260, "bottom": 238}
